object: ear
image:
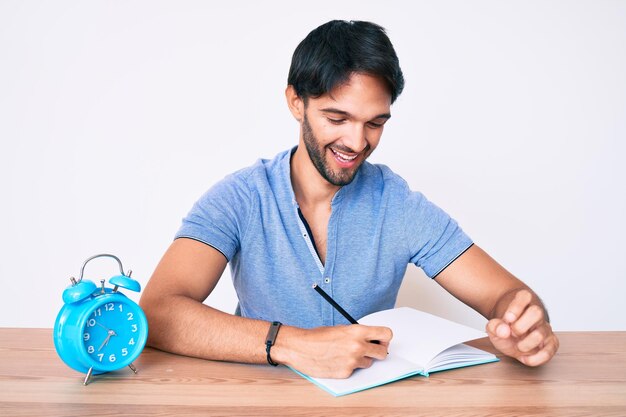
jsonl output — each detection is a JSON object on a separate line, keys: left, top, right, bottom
{"left": 285, "top": 85, "right": 305, "bottom": 122}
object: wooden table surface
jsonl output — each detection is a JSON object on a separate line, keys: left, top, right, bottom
{"left": 0, "top": 329, "right": 625, "bottom": 416}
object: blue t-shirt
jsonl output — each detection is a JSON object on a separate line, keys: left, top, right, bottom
{"left": 176, "top": 148, "right": 473, "bottom": 329}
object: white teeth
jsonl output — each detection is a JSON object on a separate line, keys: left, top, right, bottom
{"left": 332, "top": 149, "right": 357, "bottom": 161}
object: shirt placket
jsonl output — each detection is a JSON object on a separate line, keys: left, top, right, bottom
{"left": 293, "top": 203, "right": 324, "bottom": 274}
{"left": 322, "top": 203, "right": 339, "bottom": 326}
{"left": 292, "top": 200, "right": 337, "bottom": 326}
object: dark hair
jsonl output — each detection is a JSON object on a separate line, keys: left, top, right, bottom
{"left": 288, "top": 20, "right": 404, "bottom": 104}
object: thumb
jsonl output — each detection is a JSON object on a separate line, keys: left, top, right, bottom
{"left": 487, "top": 318, "right": 511, "bottom": 339}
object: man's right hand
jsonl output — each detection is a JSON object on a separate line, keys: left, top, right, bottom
{"left": 271, "top": 324, "right": 392, "bottom": 378}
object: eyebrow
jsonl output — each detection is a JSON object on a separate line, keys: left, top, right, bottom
{"left": 319, "top": 107, "right": 392, "bottom": 121}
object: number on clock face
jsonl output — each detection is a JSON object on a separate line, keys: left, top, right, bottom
{"left": 83, "top": 301, "right": 140, "bottom": 365}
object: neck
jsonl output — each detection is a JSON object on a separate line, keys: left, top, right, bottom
{"left": 290, "top": 143, "right": 340, "bottom": 208}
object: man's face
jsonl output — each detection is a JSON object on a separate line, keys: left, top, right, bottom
{"left": 300, "top": 73, "right": 392, "bottom": 186}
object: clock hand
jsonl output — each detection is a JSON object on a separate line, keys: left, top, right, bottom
{"left": 97, "top": 329, "right": 117, "bottom": 352}
{"left": 95, "top": 321, "right": 111, "bottom": 332}
{"left": 97, "top": 334, "right": 111, "bottom": 352}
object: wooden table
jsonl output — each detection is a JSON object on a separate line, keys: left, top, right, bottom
{"left": 0, "top": 329, "right": 625, "bottom": 416}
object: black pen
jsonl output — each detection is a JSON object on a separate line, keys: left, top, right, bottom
{"left": 312, "top": 283, "right": 380, "bottom": 344}
{"left": 312, "top": 283, "right": 358, "bottom": 324}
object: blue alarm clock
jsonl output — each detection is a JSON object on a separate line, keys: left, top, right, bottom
{"left": 53, "top": 254, "right": 148, "bottom": 385}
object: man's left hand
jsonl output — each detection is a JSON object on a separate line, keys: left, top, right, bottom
{"left": 486, "top": 289, "right": 559, "bottom": 366}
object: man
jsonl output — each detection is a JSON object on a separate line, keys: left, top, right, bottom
{"left": 139, "top": 20, "right": 559, "bottom": 378}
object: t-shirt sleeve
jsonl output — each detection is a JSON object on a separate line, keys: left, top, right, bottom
{"left": 174, "top": 174, "right": 252, "bottom": 261}
{"left": 403, "top": 190, "right": 473, "bottom": 278}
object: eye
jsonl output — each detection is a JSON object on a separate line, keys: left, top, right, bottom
{"left": 327, "top": 117, "right": 346, "bottom": 125}
{"left": 367, "top": 121, "right": 386, "bottom": 129}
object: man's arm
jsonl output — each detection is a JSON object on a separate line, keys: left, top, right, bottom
{"left": 434, "top": 244, "right": 559, "bottom": 366}
{"left": 139, "top": 238, "right": 392, "bottom": 378}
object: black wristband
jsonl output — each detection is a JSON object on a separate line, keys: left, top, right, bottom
{"left": 265, "top": 321, "right": 282, "bottom": 366}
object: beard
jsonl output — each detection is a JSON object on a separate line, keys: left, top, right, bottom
{"left": 302, "top": 113, "right": 370, "bottom": 186}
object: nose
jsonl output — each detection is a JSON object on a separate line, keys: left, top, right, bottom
{"left": 343, "top": 123, "right": 367, "bottom": 153}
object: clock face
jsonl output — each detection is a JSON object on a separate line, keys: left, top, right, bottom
{"left": 82, "top": 299, "right": 146, "bottom": 370}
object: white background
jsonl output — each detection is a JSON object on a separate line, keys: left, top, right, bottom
{"left": 1, "top": 0, "right": 624, "bottom": 330}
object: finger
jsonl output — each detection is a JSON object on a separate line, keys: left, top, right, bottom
{"left": 510, "top": 304, "right": 545, "bottom": 336}
{"left": 519, "top": 335, "right": 559, "bottom": 367}
{"left": 346, "top": 326, "right": 391, "bottom": 360}
{"left": 355, "top": 356, "right": 374, "bottom": 370}
{"left": 363, "top": 340, "right": 391, "bottom": 360}
{"left": 365, "top": 325, "right": 393, "bottom": 344}
{"left": 487, "top": 318, "right": 511, "bottom": 339}
{"left": 377, "top": 340, "right": 391, "bottom": 348}
{"left": 520, "top": 349, "right": 551, "bottom": 367}
{"left": 351, "top": 325, "right": 393, "bottom": 347}
{"left": 503, "top": 289, "right": 533, "bottom": 324}
{"left": 516, "top": 326, "right": 548, "bottom": 353}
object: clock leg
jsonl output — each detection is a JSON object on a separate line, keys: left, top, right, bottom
{"left": 128, "top": 363, "right": 138, "bottom": 374}
{"left": 83, "top": 367, "right": 94, "bottom": 386}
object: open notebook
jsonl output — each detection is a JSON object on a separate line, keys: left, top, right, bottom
{"left": 292, "top": 307, "right": 499, "bottom": 396}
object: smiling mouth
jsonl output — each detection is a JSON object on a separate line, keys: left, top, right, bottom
{"left": 330, "top": 148, "right": 359, "bottom": 163}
